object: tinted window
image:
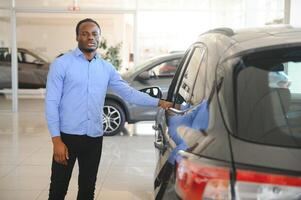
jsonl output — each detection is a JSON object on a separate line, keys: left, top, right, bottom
{"left": 235, "top": 47, "right": 301, "bottom": 148}
{"left": 0, "top": 49, "right": 10, "bottom": 62}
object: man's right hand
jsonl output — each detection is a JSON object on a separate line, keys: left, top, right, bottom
{"left": 52, "top": 136, "right": 69, "bottom": 166}
{"left": 158, "top": 99, "right": 173, "bottom": 110}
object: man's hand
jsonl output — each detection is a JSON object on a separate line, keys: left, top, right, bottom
{"left": 158, "top": 99, "right": 173, "bottom": 110}
{"left": 52, "top": 136, "right": 69, "bottom": 166}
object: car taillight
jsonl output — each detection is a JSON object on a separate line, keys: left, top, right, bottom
{"left": 175, "top": 158, "right": 231, "bottom": 200}
{"left": 235, "top": 170, "right": 301, "bottom": 199}
{"left": 176, "top": 157, "right": 301, "bottom": 200}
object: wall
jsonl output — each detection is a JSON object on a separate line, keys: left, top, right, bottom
{"left": 14, "top": 14, "right": 128, "bottom": 62}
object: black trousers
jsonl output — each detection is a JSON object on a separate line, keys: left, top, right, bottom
{"left": 48, "top": 133, "right": 103, "bottom": 200}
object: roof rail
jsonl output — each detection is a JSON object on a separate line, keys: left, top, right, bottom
{"left": 205, "top": 27, "right": 235, "bottom": 36}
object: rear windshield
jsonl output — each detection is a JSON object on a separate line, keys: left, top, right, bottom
{"left": 235, "top": 46, "right": 301, "bottom": 148}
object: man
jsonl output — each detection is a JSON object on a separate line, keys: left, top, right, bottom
{"left": 45, "top": 18, "right": 172, "bottom": 200}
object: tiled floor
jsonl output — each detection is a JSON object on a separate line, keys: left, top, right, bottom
{"left": 0, "top": 98, "right": 157, "bottom": 200}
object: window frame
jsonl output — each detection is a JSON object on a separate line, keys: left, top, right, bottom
{"left": 170, "top": 43, "right": 206, "bottom": 106}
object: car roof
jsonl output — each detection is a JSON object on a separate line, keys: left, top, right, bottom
{"left": 198, "top": 25, "right": 301, "bottom": 60}
{"left": 192, "top": 26, "right": 301, "bottom": 97}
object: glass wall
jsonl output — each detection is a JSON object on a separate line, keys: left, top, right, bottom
{"left": 12, "top": 0, "right": 285, "bottom": 65}
{"left": 0, "top": 0, "right": 10, "bottom": 8}
{"left": 0, "top": 9, "right": 12, "bottom": 111}
{"left": 0, "top": 0, "right": 288, "bottom": 112}
{"left": 135, "top": 0, "right": 284, "bottom": 63}
{"left": 137, "top": 0, "right": 211, "bottom": 10}
{"left": 15, "top": 13, "right": 134, "bottom": 111}
{"left": 15, "top": 0, "right": 136, "bottom": 10}
{"left": 137, "top": 11, "right": 211, "bottom": 62}
{"left": 244, "top": 0, "right": 284, "bottom": 26}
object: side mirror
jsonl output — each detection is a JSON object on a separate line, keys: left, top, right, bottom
{"left": 140, "top": 86, "right": 162, "bottom": 99}
{"left": 137, "top": 71, "right": 150, "bottom": 80}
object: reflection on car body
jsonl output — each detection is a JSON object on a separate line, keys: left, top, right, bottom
{"left": 151, "top": 26, "right": 301, "bottom": 200}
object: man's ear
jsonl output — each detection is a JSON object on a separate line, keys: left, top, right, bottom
{"left": 76, "top": 35, "right": 79, "bottom": 42}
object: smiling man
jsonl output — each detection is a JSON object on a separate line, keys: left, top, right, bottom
{"left": 45, "top": 18, "right": 172, "bottom": 200}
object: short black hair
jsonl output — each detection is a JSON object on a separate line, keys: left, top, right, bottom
{"left": 76, "top": 18, "right": 101, "bottom": 36}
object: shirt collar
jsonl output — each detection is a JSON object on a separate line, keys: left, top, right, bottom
{"left": 73, "top": 47, "right": 100, "bottom": 59}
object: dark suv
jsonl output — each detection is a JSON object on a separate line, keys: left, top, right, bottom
{"left": 0, "top": 47, "right": 49, "bottom": 89}
{"left": 152, "top": 26, "right": 301, "bottom": 199}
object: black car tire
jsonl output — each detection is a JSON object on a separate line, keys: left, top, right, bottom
{"left": 103, "top": 100, "right": 125, "bottom": 136}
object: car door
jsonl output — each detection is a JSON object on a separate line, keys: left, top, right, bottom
{"left": 154, "top": 44, "right": 207, "bottom": 199}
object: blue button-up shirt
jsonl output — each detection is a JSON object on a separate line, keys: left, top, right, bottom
{"left": 45, "top": 48, "right": 159, "bottom": 137}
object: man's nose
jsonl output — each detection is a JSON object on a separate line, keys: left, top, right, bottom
{"left": 88, "top": 33, "right": 94, "bottom": 40}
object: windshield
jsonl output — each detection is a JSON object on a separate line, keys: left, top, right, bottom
{"left": 121, "top": 56, "right": 161, "bottom": 78}
{"left": 235, "top": 46, "right": 301, "bottom": 148}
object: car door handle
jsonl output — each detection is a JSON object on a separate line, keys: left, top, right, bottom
{"left": 168, "top": 107, "right": 186, "bottom": 115}
{"left": 154, "top": 140, "right": 167, "bottom": 152}
{"left": 168, "top": 104, "right": 200, "bottom": 115}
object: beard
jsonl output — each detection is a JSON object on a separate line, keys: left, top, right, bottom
{"left": 83, "top": 47, "right": 96, "bottom": 53}
{"left": 78, "top": 43, "right": 98, "bottom": 53}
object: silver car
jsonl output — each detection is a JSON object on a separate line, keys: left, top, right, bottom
{"left": 103, "top": 52, "right": 183, "bottom": 136}
{"left": 0, "top": 48, "right": 49, "bottom": 89}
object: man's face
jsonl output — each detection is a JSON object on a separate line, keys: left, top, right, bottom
{"left": 77, "top": 22, "right": 100, "bottom": 53}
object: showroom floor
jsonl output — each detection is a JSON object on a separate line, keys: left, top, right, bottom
{"left": 0, "top": 97, "right": 157, "bottom": 200}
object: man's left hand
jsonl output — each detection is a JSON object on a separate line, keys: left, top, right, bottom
{"left": 158, "top": 100, "right": 173, "bottom": 110}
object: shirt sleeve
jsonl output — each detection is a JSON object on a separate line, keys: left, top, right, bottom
{"left": 108, "top": 64, "right": 159, "bottom": 107}
{"left": 45, "top": 59, "right": 64, "bottom": 137}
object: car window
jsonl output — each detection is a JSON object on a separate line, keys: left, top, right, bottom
{"left": 234, "top": 46, "right": 301, "bottom": 148}
{"left": 166, "top": 49, "right": 194, "bottom": 102}
{"left": 0, "top": 49, "right": 6, "bottom": 61}
{"left": 22, "top": 52, "right": 38, "bottom": 64}
{"left": 173, "top": 45, "right": 206, "bottom": 107}
{"left": 17, "top": 52, "right": 23, "bottom": 62}
{"left": 148, "top": 58, "right": 181, "bottom": 77}
{"left": 166, "top": 46, "right": 208, "bottom": 164}
{"left": 0, "top": 49, "right": 10, "bottom": 62}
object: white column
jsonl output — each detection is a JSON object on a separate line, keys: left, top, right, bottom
{"left": 244, "top": 0, "right": 260, "bottom": 27}
{"left": 11, "top": 0, "right": 18, "bottom": 112}
{"left": 133, "top": 10, "right": 138, "bottom": 66}
{"left": 284, "top": 0, "right": 290, "bottom": 24}
{"left": 290, "top": 0, "right": 301, "bottom": 26}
